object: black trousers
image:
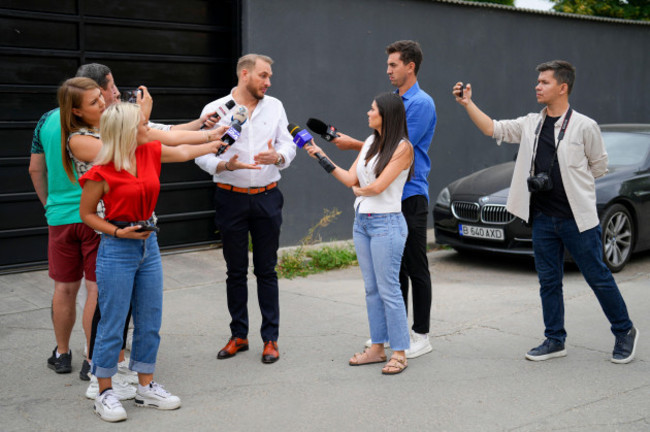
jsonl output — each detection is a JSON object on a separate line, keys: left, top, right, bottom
{"left": 89, "top": 304, "right": 130, "bottom": 360}
{"left": 399, "top": 195, "right": 432, "bottom": 334}
{"left": 214, "top": 186, "right": 283, "bottom": 342}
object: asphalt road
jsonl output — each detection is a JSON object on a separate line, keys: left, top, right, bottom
{"left": 1, "top": 242, "right": 648, "bottom": 431}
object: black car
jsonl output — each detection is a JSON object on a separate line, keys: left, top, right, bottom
{"left": 433, "top": 124, "right": 650, "bottom": 272}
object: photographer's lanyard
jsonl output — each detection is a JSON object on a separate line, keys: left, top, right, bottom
{"left": 529, "top": 107, "right": 573, "bottom": 177}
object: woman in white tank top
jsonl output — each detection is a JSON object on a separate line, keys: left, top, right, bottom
{"left": 307, "top": 93, "right": 413, "bottom": 375}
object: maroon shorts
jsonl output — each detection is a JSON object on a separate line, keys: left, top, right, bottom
{"left": 48, "top": 223, "right": 100, "bottom": 283}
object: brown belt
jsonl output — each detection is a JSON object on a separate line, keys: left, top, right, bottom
{"left": 216, "top": 182, "right": 277, "bottom": 195}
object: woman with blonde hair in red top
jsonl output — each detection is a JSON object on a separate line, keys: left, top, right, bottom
{"left": 57, "top": 76, "right": 227, "bottom": 395}
{"left": 79, "top": 102, "right": 227, "bottom": 422}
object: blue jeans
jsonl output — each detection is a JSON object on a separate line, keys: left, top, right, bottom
{"left": 532, "top": 212, "right": 633, "bottom": 343}
{"left": 91, "top": 233, "right": 163, "bottom": 378}
{"left": 354, "top": 212, "right": 410, "bottom": 351}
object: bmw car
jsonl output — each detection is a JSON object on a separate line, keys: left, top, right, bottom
{"left": 433, "top": 124, "right": 650, "bottom": 272}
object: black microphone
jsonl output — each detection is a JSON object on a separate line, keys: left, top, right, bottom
{"left": 307, "top": 118, "right": 339, "bottom": 142}
{"left": 216, "top": 123, "right": 242, "bottom": 156}
{"left": 201, "top": 99, "right": 236, "bottom": 130}
{"left": 287, "top": 123, "right": 335, "bottom": 173}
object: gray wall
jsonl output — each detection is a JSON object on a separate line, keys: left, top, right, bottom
{"left": 241, "top": 0, "right": 650, "bottom": 246}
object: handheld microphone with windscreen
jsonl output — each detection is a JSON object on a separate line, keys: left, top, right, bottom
{"left": 307, "top": 118, "right": 339, "bottom": 142}
{"left": 230, "top": 104, "right": 248, "bottom": 128}
{"left": 216, "top": 105, "right": 248, "bottom": 156}
{"left": 288, "top": 123, "right": 335, "bottom": 173}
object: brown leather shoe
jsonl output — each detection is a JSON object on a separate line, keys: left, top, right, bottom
{"left": 217, "top": 337, "right": 249, "bottom": 359}
{"left": 262, "top": 341, "right": 279, "bottom": 364}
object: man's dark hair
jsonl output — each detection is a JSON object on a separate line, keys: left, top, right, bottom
{"left": 386, "top": 40, "right": 423, "bottom": 75}
{"left": 76, "top": 63, "right": 112, "bottom": 89}
{"left": 536, "top": 60, "right": 576, "bottom": 94}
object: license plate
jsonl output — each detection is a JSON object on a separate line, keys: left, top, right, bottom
{"left": 458, "top": 224, "right": 504, "bottom": 241}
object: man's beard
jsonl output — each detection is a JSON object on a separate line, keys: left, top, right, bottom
{"left": 247, "top": 82, "right": 265, "bottom": 100}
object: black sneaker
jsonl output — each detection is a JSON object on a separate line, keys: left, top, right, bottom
{"left": 47, "top": 346, "right": 72, "bottom": 374}
{"left": 525, "top": 338, "right": 567, "bottom": 361}
{"left": 79, "top": 359, "right": 91, "bottom": 381}
{"left": 611, "top": 327, "right": 639, "bottom": 364}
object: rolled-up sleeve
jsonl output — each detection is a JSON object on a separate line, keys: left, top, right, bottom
{"left": 492, "top": 116, "right": 527, "bottom": 145}
{"left": 195, "top": 153, "right": 221, "bottom": 175}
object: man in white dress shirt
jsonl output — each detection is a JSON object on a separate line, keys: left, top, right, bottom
{"left": 195, "top": 54, "right": 296, "bottom": 364}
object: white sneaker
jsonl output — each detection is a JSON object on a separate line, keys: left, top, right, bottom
{"left": 86, "top": 374, "right": 136, "bottom": 400}
{"left": 405, "top": 331, "right": 433, "bottom": 359}
{"left": 94, "top": 389, "right": 127, "bottom": 422}
{"left": 85, "top": 375, "right": 99, "bottom": 399}
{"left": 135, "top": 382, "right": 181, "bottom": 410}
{"left": 118, "top": 359, "right": 138, "bottom": 385}
{"left": 364, "top": 338, "right": 390, "bottom": 349}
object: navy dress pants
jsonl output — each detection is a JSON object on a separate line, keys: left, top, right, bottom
{"left": 214, "top": 186, "right": 283, "bottom": 342}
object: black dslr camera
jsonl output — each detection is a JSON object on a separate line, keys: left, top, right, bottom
{"left": 527, "top": 172, "right": 553, "bottom": 192}
{"left": 123, "top": 89, "right": 143, "bottom": 103}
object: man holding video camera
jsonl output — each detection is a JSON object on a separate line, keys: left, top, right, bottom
{"left": 453, "top": 60, "right": 638, "bottom": 364}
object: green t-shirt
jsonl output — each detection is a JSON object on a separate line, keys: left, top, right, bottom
{"left": 31, "top": 108, "right": 82, "bottom": 225}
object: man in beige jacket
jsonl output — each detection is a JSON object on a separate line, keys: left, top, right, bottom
{"left": 453, "top": 60, "right": 638, "bottom": 364}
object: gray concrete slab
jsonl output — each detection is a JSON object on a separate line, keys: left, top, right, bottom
{"left": 1, "top": 237, "right": 648, "bottom": 431}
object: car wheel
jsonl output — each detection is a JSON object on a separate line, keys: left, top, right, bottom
{"left": 600, "top": 204, "right": 634, "bottom": 273}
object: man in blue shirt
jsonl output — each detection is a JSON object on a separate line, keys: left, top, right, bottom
{"left": 334, "top": 40, "right": 437, "bottom": 358}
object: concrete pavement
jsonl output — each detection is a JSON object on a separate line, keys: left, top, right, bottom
{"left": 1, "top": 236, "right": 649, "bottom": 431}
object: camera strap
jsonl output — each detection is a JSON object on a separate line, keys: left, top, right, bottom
{"left": 529, "top": 107, "right": 573, "bottom": 176}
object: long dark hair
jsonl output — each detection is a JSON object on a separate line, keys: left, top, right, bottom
{"left": 365, "top": 92, "right": 413, "bottom": 179}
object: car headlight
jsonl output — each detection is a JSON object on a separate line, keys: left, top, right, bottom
{"left": 436, "top": 187, "right": 450, "bottom": 208}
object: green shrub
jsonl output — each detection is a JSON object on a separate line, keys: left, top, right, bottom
{"left": 276, "top": 208, "right": 358, "bottom": 279}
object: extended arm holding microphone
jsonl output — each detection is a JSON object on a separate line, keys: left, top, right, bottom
{"left": 332, "top": 133, "right": 364, "bottom": 151}
{"left": 306, "top": 117, "right": 363, "bottom": 151}
{"left": 148, "top": 125, "right": 229, "bottom": 146}
{"left": 200, "top": 99, "right": 236, "bottom": 130}
{"left": 304, "top": 141, "right": 361, "bottom": 188}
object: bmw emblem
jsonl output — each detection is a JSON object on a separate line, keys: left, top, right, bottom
{"left": 480, "top": 196, "right": 490, "bottom": 204}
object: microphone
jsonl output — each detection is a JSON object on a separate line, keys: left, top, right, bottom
{"left": 287, "top": 123, "right": 335, "bottom": 173}
{"left": 215, "top": 105, "right": 248, "bottom": 156}
{"left": 230, "top": 104, "right": 248, "bottom": 127}
{"left": 201, "top": 99, "right": 236, "bottom": 130}
{"left": 307, "top": 118, "right": 339, "bottom": 142}
{"left": 215, "top": 123, "right": 242, "bottom": 156}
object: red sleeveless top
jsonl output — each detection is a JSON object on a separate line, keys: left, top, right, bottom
{"left": 80, "top": 141, "right": 161, "bottom": 221}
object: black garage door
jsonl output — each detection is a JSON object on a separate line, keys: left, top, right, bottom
{"left": 0, "top": 0, "right": 240, "bottom": 272}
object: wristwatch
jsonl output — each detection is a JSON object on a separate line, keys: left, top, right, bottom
{"left": 274, "top": 154, "right": 284, "bottom": 166}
